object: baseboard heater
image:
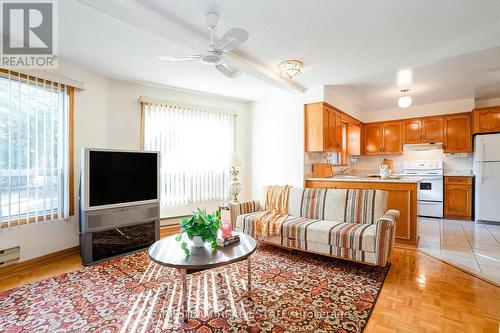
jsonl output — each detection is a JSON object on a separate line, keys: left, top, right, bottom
{"left": 0, "top": 246, "right": 20, "bottom": 268}
{"left": 79, "top": 203, "right": 160, "bottom": 266}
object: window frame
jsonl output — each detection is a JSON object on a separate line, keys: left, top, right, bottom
{"left": 0, "top": 68, "right": 75, "bottom": 228}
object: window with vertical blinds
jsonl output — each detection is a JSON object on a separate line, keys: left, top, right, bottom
{"left": 142, "top": 102, "right": 235, "bottom": 207}
{"left": 0, "top": 70, "right": 72, "bottom": 228}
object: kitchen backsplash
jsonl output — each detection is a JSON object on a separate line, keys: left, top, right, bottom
{"left": 305, "top": 149, "right": 473, "bottom": 178}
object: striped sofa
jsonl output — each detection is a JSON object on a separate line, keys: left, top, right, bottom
{"left": 229, "top": 187, "right": 399, "bottom": 267}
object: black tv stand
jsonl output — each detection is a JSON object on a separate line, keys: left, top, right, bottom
{"left": 79, "top": 203, "right": 160, "bottom": 265}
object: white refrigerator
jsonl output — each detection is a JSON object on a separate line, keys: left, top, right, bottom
{"left": 473, "top": 133, "right": 500, "bottom": 224}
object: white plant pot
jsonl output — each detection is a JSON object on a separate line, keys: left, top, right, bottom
{"left": 192, "top": 235, "right": 205, "bottom": 248}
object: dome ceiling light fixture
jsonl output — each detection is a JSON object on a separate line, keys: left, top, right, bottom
{"left": 279, "top": 60, "right": 303, "bottom": 79}
{"left": 398, "top": 88, "right": 412, "bottom": 108}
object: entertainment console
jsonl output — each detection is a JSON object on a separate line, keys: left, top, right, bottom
{"left": 79, "top": 148, "right": 161, "bottom": 266}
{"left": 79, "top": 203, "right": 160, "bottom": 265}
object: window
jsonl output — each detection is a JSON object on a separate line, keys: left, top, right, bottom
{"left": 142, "top": 101, "right": 235, "bottom": 208}
{"left": 0, "top": 69, "right": 74, "bottom": 228}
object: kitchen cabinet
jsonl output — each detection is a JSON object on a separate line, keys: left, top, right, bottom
{"left": 444, "top": 176, "right": 473, "bottom": 220}
{"left": 402, "top": 117, "right": 443, "bottom": 144}
{"left": 328, "top": 106, "right": 342, "bottom": 151}
{"left": 364, "top": 123, "right": 383, "bottom": 155}
{"left": 443, "top": 113, "right": 472, "bottom": 153}
{"left": 346, "top": 123, "right": 361, "bottom": 156}
{"left": 403, "top": 119, "right": 422, "bottom": 143}
{"left": 383, "top": 122, "right": 402, "bottom": 154}
{"left": 473, "top": 106, "right": 500, "bottom": 134}
{"left": 304, "top": 102, "right": 342, "bottom": 152}
{"left": 363, "top": 121, "right": 402, "bottom": 155}
{"left": 422, "top": 117, "right": 444, "bottom": 142}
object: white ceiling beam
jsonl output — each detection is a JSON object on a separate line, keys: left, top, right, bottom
{"left": 77, "top": 0, "right": 305, "bottom": 94}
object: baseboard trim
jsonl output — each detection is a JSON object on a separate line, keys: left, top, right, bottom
{"left": 0, "top": 246, "right": 80, "bottom": 280}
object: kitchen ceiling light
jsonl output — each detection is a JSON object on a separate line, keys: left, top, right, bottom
{"left": 398, "top": 95, "right": 412, "bottom": 108}
{"left": 397, "top": 69, "right": 413, "bottom": 86}
{"left": 279, "top": 60, "right": 303, "bottom": 79}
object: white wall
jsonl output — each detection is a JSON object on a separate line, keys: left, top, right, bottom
{"left": 0, "top": 63, "right": 250, "bottom": 262}
{"left": 476, "top": 97, "right": 500, "bottom": 108}
{"left": 106, "top": 80, "right": 251, "bottom": 218}
{"left": 348, "top": 150, "right": 472, "bottom": 174}
{"left": 362, "top": 98, "right": 474, "bottom": 123}
{"left": 249, "top": 91, "right": 304, "bottom": 198}
{"left": 0, "top": 63, "right": 109, "bottom": 262}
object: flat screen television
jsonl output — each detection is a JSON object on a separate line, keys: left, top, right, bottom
{"left": 81, "top": 148, "right": 159, "bottom": 211}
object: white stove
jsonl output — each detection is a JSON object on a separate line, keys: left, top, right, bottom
{"left": 403, "top": 160, "right": 444, "bottom": 218}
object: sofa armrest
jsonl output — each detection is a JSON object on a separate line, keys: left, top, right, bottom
{"left": 228, "top": 200, "right": 261, "bottom": 227}
{"left": 377, "top": 209, "right": 400, "bottom": 228}
{"left": 374, "top": 209, "right": 399, "bottom": 266}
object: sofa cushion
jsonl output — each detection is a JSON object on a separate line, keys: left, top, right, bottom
{"left": 282, "top": 217, "right": 376, "bottom": 252}
{"left": 344, "top": 189, "right": 388, "bottom": 224}
{"left": 235, "top": 212, "right": 376, "bottom": 252}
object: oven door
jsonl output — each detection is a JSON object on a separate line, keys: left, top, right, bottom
{"left": 418, "top": 177, "right": 443, "bottom": 202}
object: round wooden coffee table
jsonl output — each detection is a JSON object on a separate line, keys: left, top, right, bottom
{"left": 148, "top": 232, "right": 257, "bottom": 321}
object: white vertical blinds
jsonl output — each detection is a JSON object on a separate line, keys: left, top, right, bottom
{"left": 143, "top": 102, "right": 235, "bottom": 206}
{"left": 0, "top": 70, "right": 70, "bottom": 228}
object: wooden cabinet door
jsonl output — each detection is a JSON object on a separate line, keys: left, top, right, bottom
{"left": 473, "top": 107, "right": 500, "bottom": 134}
{"left": 346, "top": 123, "right": 361, "bottom": 156}
{"left": 326, "top": 107, "right": 340, "bottom": 152}
{"left": 364, "top": 124, "right": 383, "bottom": 155}
{"left": 422, "top": 117, "right": 443, "bottom": 142}
{"left": 382, "top": 122, "right": 402, "bottom": 154}
{"left": 444, "top": 114, "right": 472, "bottom": 153}
{"left": 403, "top": 119, "right": 422, "bottom": 143}
{"left": 335, "top": 111, "right": 342, "bottom": 152}
{"left": 304, "top": 103, "right": 329, "bottom": 152}
{"left": 444, "top": 184, "right": 472, "bottom": 219}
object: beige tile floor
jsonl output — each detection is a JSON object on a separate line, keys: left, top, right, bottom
{"left": 419, "top": 217, "right": 500, "bottom": 285}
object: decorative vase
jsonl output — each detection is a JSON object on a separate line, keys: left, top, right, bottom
{"left": 192, "top": 235, "right": 205, "bottom": 248}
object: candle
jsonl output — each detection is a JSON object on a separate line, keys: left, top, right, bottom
{"left": 221, "top": 222, "right": 232, "bottom": 238}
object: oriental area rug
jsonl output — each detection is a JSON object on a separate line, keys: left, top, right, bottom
{"left": 0, "top": 244, "right": 389, "bottom": 332}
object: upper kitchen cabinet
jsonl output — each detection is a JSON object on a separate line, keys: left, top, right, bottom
{"left": 403, "top": 119, "right": 422, "bottom": 143}
{"left": 363, "top": 123, "right": 383, "bottom": 155}
{"left": 443, "top": 113, "right": 472, "bottom": 153}
{"left": 383, "top": 122, "right": 403, "bottom": 154}
{"left": 402, "top": 116, "right": 443, "bottom": 144}
{"left": 473, "top": 106, "right": 500, "bottom": 134}
{"left": 304, "top": 102, "right": 342, "bottom": 152}
{"left": 346, "top": 123, "right": 361, "bottom": 156}
{"left": 363, "top": 121, "right": 402, "bottom": 155}
{"left": 422, "top": 117, "right": 444, "bottom": 142}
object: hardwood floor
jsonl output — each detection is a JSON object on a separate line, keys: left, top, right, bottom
{"left": 1, "top": 228, "right": 499, "bottom": 332}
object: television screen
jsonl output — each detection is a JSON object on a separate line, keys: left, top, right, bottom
{"left": 89, "top": 151, "right": 158, "bottom": 207}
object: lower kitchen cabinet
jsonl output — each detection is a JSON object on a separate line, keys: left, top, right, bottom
{"left": 444, "top": 176, "right": 473, "bottom": 220}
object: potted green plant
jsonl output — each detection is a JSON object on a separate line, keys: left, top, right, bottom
{"left": 175, "top": 208, "right": 221, "bottom": 256}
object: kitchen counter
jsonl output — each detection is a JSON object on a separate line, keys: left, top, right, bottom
{"left": 305, "top": 176, "right": 422, "bottom": 183}
{"left": 444, "top": 172, "right": 474, "bottom": 177}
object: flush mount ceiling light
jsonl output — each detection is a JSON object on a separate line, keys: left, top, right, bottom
{"left": 397, "top": 69, "right": 413, "bottom": 86}
{"left": 279, "top": 60, "right": 303, "bottom": 79}
{"left": 398, "top": 88, "right": 412, "bottom": 108}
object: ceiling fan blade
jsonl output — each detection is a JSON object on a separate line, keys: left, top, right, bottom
{"left": 158, "top": 55, "right": 201, "bottom": 62}
{"left": 214, "top": 28, "right": 249, "bottom": 52}
{"left": 215, "top": 62, "right": 241, "bottom": 78}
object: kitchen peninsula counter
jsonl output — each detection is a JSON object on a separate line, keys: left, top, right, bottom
{"left": 305, "top": 177, "right": 419, "bottom": 247}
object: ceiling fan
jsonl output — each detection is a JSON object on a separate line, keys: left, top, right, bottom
{"left": 158, "top": 12, "right": 249, "bottom": 78}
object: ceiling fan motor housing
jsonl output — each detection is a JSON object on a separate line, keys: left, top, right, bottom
{"left": 201, "top": 50, "right": 223, "bottom": 65}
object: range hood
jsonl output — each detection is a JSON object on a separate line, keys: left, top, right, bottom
{"left": 403, "top": 142, "right": 443, "bottom": 152}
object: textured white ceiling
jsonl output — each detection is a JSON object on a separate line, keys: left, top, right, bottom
{"left": 329, "top": 46, "right": 500, "bottom": 111}
{"left": 60, "top": 0, "right": 500, "bottom": 103}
